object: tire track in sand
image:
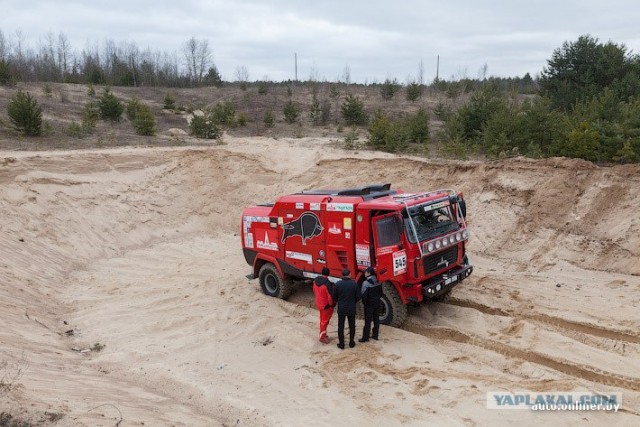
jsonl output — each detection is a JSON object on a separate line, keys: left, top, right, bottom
{"left": 446, "top": 297, "right": 640, "bottom": 344}
{"left": 402, "top": 322, "right": 640, "bottom": 392}
{"left": 280, "top": 294, "right": 640, "bottom": 391}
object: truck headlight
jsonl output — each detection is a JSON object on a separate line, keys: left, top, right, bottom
{"left": 427, "top": 242, "right": 434, "bottom": 252}
{"left": 462, "top": 229, "right": 469, "bottom": 239}
{"left": 455, "top": 232, "right": 461, "bottom": 241}
{"left": 449, "top": 235, "right": 455, "bottom": 244}
{"left": 442, "top": 238, "right": 448, "bottom": 247}
{"left": 435, "top": 240, "right": 441, "bottom": 249}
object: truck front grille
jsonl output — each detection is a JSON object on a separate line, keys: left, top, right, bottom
{"left": 423, "top": 246, "right": 458, "bottom": 275}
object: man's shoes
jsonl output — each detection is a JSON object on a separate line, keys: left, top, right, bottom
{"left": 337, "top": 343, "right": 345, "bottom": 350}
{"left": 372, "top": 336, "right": 379, "bottom": 341}
{"left": 349, "top": 341, "right": 356, "bottom": 348}
{"left": 358, "top": 338, "right": 369, "bottom": 343}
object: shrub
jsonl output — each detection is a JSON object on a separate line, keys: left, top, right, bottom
{"left": 309, "top": 97, "right": 321, "bottom": 125}
{"left": 329, "top": 85, "right": 339, "bottom": 99}
{"left": 263, "top": 110, "right": 275, "bottom": 128}
{"left": 440, "top": 137, "right": 469, "bottom": 159}
{"left": 321, "top": 99, "right": 331, "bottom": 125}
{"left": 341, "top": 94, "right": 367, "bottom": 125}
{"left": 283, "top": 100, "right": 299, "bottom": 123}
{"left": 367, "top": 110, "right": 406, "bottom": 152}
{"left": 82, "top": 101, "right": 100, "bottom": 133}
{"left": 380, "top": 78, "right": 400, "bottom": 101}
{"left": 87, "top": 85, "right": 96, "bottom": 97}
{"left": 65, "top": 121, "right": 84, "bottom": 138}
{"left": 237, "top": 112, "right": 248, "bottom": 126}
{"left": 434, "top": 102, "right": 453, "bottom": 121}
{"left": 133, "top": 105, "right": 156, "bottom": 136}
{"left": 8, "top": 91, "right": 42, "bottom": 136}
{"left": 258, "top": 82, "right": 269, "bottom": 95}
{"left": 190, "top": 112, "right": 221, "bottom": 139}
{"left": 406, "top": 108, "right": 430, "bottom": 143}
{"left": 406, "top": 82, "right": 423, "bottom": 101}
{"left": 126, "top": 97, "right": 142, "bottom": 121}
{"left": 367, "top": 110, "right": 392, "bottom": 149}
{"left": 343, "top": 128, "right": 360, "bottom": 149}
{"left": 210, "top": 102, "right": 236, "bottom": 126}
{"left": 0, "top": 59, "right": 13, "bottom": 86}
{"left": 163, "top": 92, "right": 176, "bottom": 110}
{"left": 98, "top": 88, "right": 123, "bottom": 121}
{"left": 43, "top": 84, "right": 52, "bottom": 97}
{"left": 560, "top": 122, "right": 601, "bottom": 162}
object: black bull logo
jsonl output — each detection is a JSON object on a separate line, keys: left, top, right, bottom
{"left": 281, "top": 212, "right": 323, "bottom": 244}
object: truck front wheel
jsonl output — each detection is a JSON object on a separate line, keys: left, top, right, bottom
{"left": 258, "top": 263, "right": 294, "bottom": 299}
{"left": 378, "top": 282, "right": 407, "bottom": 327}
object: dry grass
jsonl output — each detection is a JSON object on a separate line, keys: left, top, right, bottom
{"left": 0, "top": 82, "right": 456, "bottom": 151}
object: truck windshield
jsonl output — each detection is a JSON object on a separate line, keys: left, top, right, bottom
{"left": 404, "top": 205, "right": 458, "bottom": 243}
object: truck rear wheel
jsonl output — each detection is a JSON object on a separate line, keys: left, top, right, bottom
{"left": 379, "top": 282, "right": 407, "bottom": 327}
{"left": 258, "top": 263, "right": 294, "bottom": 299}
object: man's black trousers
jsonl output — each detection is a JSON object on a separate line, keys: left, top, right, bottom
{"left": 337, "top": 312, "right": 356, "bottom": 345}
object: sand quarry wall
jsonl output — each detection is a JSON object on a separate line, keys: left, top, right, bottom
{"left": 1, "top": 138, "right": 639, "bottom": 425}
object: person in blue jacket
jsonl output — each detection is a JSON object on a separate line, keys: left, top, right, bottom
{"left": 332, "top": 269, "right": 361, "bottom": 349}
{"left": 359, "top": 267, "right": 383, "bottom": 342}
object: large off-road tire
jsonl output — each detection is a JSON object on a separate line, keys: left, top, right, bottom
{"left": 258, "top": 263, "right": 294, "bottom": 299}
{"left": 378, "top": 281, "right": 407, "bottom": 327}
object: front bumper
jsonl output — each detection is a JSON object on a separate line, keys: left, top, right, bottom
{"left": 422, "top": 264, "right": 473, "bottom": 298}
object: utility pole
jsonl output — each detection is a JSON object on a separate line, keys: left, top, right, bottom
{"left": 294, "top": 52, "right": 298, "bottom": 82}
{"left": 436, "top": 55, "right": 440, "bottom": 81}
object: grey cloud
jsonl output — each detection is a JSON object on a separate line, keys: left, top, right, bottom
{"left": 1, "top": 0, "right": 639, "bottom": 82}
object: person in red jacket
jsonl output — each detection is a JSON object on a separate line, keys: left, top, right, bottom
{"left": 313, "top": 267, "right": 334, "bottom": 344}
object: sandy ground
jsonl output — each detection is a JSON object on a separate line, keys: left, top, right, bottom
{"left": 1, "top": 137, "right": 639, "bottom": 426}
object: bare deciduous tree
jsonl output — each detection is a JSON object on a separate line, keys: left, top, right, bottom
{"left": 234, "top": 65, "right": 249, "bottom": 83}
{"left": 183, "top": 36, "right": 212, "bottom": 85}
{"left": 342, "top": 64, "right": 351, "bottom": 86}
{"left": 57, "top": 32, "right": 72, "bottom": 77}
{"left": 0, "top": 29, "right": 8, "bottom": 60}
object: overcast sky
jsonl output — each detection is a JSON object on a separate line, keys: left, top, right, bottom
{"left": 2, "top": 0, "right": 639, "bottom": 83}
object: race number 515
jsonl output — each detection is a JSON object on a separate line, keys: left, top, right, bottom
{"left": 393, "top": 251, "right": 407, "bottom": 275}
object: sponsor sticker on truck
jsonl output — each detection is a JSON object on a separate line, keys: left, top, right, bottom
{"left": 393, "top": 250, "right": 407, "bottom": 276}
{"left": 256, "top": 230, "right": 279, "bottom": 251}
{"left": 356, "top": 244, "right": 371, "bottom": 266}
{"left": 327, "top": 203, "right": 354, "bottom": 212}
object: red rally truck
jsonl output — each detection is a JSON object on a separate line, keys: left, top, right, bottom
{"left": 241, "top": 184, "right": 472, "bottom": 327}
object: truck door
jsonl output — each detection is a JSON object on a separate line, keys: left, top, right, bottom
{"left": 372, "top": 213, "right": 406, "bottom": 280}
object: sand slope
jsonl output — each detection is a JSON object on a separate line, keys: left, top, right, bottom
{"left": 1, "top": 138, "right": 639, "bottom": 426}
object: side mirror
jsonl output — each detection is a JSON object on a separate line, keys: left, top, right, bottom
{"left": 458, "top": 200, "right": 467, "bottom": 218}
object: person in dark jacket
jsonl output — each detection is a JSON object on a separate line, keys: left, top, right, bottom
{"left": 313, "top": 267, "right": 334, "bottom": 344}
{"left": 359, "top": 267, "right": 383, "bottom": 342}
{"left": 332, "top": 268, "right": 361, "bottom": 349}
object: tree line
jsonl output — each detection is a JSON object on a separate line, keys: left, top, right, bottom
{"left": 438, "top": 35, "right": 640, "bottom": 163}
{"left": 2, "top": 29, "right": 640, "bottom": 163}
{"left": 0, "top": 30, "right": 220, "bottom": 87}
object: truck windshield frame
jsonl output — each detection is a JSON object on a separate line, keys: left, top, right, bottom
{"left": 404, "top": 204, "right": 459, "bottom": 244}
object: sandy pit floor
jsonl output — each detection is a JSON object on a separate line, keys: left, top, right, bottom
{"left": 1, "top": 137, "right": 639, "bottom": 426}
